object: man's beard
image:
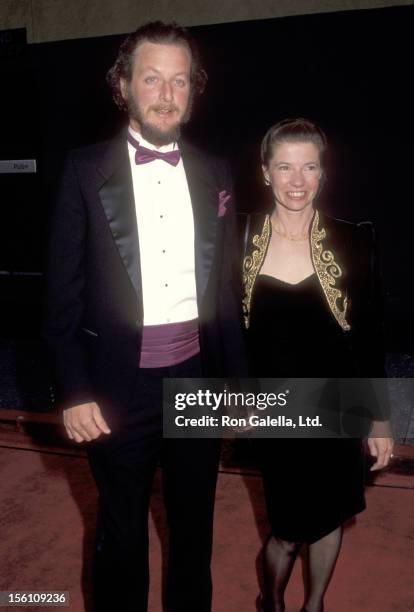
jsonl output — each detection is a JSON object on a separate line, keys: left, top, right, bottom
{"left": 126, "top": 89, "right": 193, "bottom": 147}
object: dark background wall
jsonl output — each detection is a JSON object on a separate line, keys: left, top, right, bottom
{"left": 0, "top": 5, "right": 412, "bottom": 416}
{"left": 1, "top": 4, "right": 412, "bottom": 348}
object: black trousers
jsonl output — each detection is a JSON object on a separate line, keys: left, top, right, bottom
{"left": 87, "top": 354, "right": 221, "bottom": 612}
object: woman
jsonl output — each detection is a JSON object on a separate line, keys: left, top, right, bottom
{"left": 242, "top": 118, "right": 394, "bottom": 612}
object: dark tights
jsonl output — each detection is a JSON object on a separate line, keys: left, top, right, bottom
{"left": 261, "top": 526, "right": 342, "bottom": 612}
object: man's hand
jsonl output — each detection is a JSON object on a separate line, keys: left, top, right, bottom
{"left": 63, "top": 402, "right": 111, "bottom": 443}
{"left": 367, "top": 437, "right": 394, "bottom": 471}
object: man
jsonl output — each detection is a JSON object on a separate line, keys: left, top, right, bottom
{"left": 44, "top": 21, "right": 246, "bottom": 612}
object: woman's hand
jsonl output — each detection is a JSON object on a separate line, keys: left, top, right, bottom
{"left": 367, "top": 437, "right": 394, "bottom": 471}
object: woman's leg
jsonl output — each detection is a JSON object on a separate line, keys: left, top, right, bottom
{"left": 262, "top": 535, "right": 302, "bottom": 612}
{"left": 302, "top": 526, "right": 343, "bottom": 612}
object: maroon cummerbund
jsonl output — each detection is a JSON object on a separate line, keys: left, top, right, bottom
{"left": 139, "top": 318, "right": 200, "bottom": 368}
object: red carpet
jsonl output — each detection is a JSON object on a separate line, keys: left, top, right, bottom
{"left": 0, "top": 441, "right": 413, "bottom": 611}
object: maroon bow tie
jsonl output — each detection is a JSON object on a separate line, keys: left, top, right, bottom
{"left": 127, "top": 132, "right": 181, "bottom": 167}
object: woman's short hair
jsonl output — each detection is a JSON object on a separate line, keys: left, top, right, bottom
{"left": 106, "top": 21, "right": 207, "bottom": 111}
{"left": 261, "top": 118, "right": 328, "bottom": 166}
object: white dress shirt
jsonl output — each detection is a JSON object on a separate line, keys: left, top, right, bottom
{"left": 127, "top": 127, "right": 198, "bottom": 326}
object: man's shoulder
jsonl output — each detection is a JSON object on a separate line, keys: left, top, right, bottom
{"left": 179, "top": 138, "right": 229, "bottom": 173}
{"left": 67, "top": 135, "right": 121, "bottom": 164}
{"left": 62, "top": 132, "right": 128, "bottom": 182}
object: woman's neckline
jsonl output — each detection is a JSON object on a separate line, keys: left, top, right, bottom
{"left": 257, "top": 272, "right": 317, "bottom": 287}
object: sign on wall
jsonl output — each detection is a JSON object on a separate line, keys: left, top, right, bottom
{"left": 0, "top": 160, "right": 37, "bottom": 173}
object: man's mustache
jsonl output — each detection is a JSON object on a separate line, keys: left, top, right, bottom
{"left": 150, "top": 105, "right": 179, "bottom": 113}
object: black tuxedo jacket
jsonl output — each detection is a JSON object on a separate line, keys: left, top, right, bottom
{"left": 44, "top": 130, "right": 247, "bottom": 414}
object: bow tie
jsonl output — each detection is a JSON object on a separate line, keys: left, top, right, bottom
{"left": 127, "top": 132, "right": 181, "bottom": 167}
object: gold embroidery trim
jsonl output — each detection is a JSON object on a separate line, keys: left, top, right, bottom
{"left": 242, "top": 215, "right": 271, "bottom": 328}
{"left": 310, "top": 210, "right": 351, "bottom": 331}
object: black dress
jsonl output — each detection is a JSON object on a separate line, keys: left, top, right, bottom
{"left": 248, "top": 273, "right": 366, "bottom": 544}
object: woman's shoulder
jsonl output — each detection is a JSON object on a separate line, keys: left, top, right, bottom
{"left": 237, "top": 211, "right": 269, "bottom": 234}
{"left": 237, "top": 211, "right": 269, "bottom": 251}
{"left": 319, "top": 211, "right": 375, "bottom": 246}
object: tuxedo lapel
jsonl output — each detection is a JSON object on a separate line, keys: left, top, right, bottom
{"left": 180, "top": 140, "right": 218, "bottom": 305}
{"left": 97, "top": 134, "right": 141, "bottom": 295}
{"left": 96, "top": 135, "right": 218, "bottom": 304}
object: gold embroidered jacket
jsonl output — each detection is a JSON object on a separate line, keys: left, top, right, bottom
{"left": 240, "top": 209, "right": 386, "bottom": 378}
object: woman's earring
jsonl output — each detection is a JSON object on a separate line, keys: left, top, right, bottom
{"left": 264, "top": 177, "right": 270, "bottom": 186}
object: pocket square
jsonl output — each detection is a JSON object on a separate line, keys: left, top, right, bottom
{"left": 218, "top": 190, "right": 231, "bottom": 217}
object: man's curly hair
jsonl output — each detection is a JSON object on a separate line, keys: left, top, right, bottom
{"left": 106, "top": 21, "right": 207, "bottom": 111}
